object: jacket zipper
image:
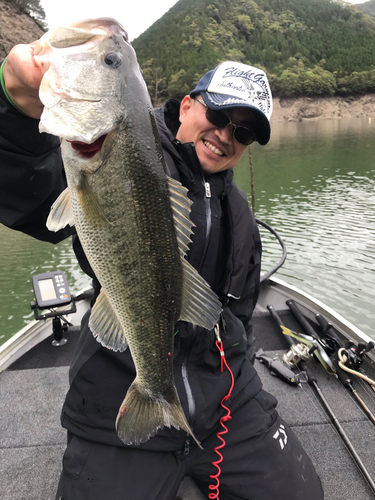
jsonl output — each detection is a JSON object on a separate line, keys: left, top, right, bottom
{"left": 180, "top": 147, "right": 213, "bottom": 454}
{"left": 198, "top": 179, "right": 212, "bottom": 270}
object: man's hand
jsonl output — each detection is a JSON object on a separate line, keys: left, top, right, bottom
{"left": 3, "top": 43, "right": 44, "bottom": 119}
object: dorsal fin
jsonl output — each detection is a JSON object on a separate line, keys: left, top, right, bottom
{"left": 167, "top": 177, "right": 222, "bottom": 330}
{"left": 167, "top": 176, "right": 194, "bottom": 257}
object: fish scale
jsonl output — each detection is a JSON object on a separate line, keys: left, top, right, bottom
{"left": 37, "top": 17, "right": 221, "bottom": 447}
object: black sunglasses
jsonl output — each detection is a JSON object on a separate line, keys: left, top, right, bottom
{"left": 195, "top": 98, "right": 256, "bottom": 146}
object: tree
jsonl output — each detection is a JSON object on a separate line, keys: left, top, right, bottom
{"left": 167, "top": 69, "right": 191, "bottom": 98}
{"left": 6, "top": 0, "right": 47, "bottom": 29}
{"left": 141, "top": 59, "right": 167, "bottom": 104}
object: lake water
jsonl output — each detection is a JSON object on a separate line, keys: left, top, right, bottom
{"left": 234, "top": 116, "right": 375, "bottom": 339}
{"left": 1, "top": 115, "right": 374, "bottom": 344}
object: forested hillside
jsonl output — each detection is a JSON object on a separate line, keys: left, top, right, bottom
{"left": 132, "top": 0, "right": 375, "bottom": 101}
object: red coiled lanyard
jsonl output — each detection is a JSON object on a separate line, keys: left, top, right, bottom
{"left": 209, "top": 325, "right": 235, "bottom": 500}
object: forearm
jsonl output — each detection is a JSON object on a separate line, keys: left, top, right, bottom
{"left": 0, "top": 59, "right": 71, "bottom": 243}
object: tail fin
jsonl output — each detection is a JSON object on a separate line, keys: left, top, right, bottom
{"left": 115, "top": 379, "right": 202, "bottom": 449}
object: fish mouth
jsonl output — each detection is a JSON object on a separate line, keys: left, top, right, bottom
{"left": 67, "top": 134, "right": 107, "bottom": 159}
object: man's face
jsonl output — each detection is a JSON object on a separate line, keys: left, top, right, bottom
{"left": 176, "top": 96, "right": 256, "bottom": 175}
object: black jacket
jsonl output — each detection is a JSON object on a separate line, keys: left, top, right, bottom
{"left": 0, "top": 75, "right": 72, "bottom": 243}
{"left": 0, "top": 81, "right": 263, "bottom": 451}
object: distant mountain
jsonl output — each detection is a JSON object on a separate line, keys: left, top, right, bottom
{"left": 355, "top": 0, "right": 375, "bottom": 21}
{"left": 132, "top": 0, "right": 375, "bottom": 99}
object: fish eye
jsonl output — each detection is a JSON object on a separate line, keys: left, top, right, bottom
{"left": 104, "top": 52, "right": 122, "bottom": 68}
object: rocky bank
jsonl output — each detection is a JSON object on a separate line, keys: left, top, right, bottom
{"left": 0, "top": 2, "right": 44, "bottom": 57}
{"left": 271, "top": 94, "right": 375, "bottom": 124}
{"left": 1, "top": 1, "right": 375, "bottom": 124}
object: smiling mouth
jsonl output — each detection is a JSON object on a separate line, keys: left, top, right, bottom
{"left": 203, "top": 140, "right": 224, "bottom": 156}
{"left": 68, "top": 135, "right": 107, "bottom": 159}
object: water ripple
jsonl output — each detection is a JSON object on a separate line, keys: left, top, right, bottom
{"left": 0, "top": 225, "right": 90, "bottom": 343}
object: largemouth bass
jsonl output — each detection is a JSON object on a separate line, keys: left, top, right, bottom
{"left": 34, "top": 18, "right": 221, "bottom": 447}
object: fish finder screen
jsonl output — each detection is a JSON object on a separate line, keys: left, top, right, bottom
{"left": 38, "top": 278, "right": 57, "bottom": 301}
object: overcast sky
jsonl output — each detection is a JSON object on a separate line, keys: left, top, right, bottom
{"left": 39, "top": 0, "right": 366, "bottom": 41}
{"left": 39, "top": 0, "right": 178, "bottom": 41}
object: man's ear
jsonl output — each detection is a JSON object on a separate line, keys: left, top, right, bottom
{"left": 178, "top": 95, "right": 194, "bottom": 123}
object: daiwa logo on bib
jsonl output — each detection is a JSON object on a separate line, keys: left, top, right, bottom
{"left": 206, "top": 61, "right": 273, "bottom": 120}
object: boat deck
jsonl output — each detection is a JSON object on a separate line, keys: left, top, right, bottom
{"left": 253, "top": 309, "right": 375, "bottom": 500}
{"left": 2, "top": 308, "right": 375, "bottom": 499}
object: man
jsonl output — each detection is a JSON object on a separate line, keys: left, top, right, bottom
{"left": 1, "top": 44, "right": 324, "bottom": 499}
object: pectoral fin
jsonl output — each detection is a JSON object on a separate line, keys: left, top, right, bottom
{"left": 46, "top": 188, "right": 74, "bottom": 231}
{"left": 90, "top": 289, "right": 128, "bottom": 352}
{"left": 48, "top": 26, "right": 99, "bottom": 48}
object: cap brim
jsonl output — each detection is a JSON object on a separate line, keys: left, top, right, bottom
{"left": 199, "top": 92, "right": 271, "bottom": 146}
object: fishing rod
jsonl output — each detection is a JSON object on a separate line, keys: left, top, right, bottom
{"left": 303, "top": 362, "right": 375, "bottom": 495}
{"left": 332, "top": 355, "right": 375, "bottom": 426}
{"left": 268, "top": 302, "right": 375, "bottom": 417}
{"left": 266, "top": 304, "right": 375, "bottom": 495}
{"left": 337, "top": 347, "right": 375, "bottom": 387}
{"left": 286, "top": 300, "right": 375, "bottom": 423}
{"left": 254, "top": 305, "right": 303, "bottom": 385}
{"left": 315, "top": 313, "right": 375, "bottom": 421}
{"left": 267, "top": 304, "right": 329, "bottom": 371}
{"left": 267, "top": 305, "right": 310, "bottom": 366}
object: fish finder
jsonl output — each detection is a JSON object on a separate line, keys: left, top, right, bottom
{"left": 30, "top": 271, "right": 77, "bottom": 346}
{"left": 32, "top": 271, "right": 72, "bottom": 309}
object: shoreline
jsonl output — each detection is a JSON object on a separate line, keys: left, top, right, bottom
{"left": 271, "top": 94, "right": 375, "bottom": 123}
